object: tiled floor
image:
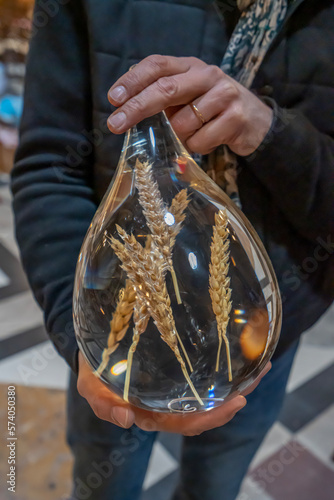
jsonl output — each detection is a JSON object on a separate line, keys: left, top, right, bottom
{"left": 250, "top": 442, "right": 334, "bottom": 500}
{"left": 0, "top": 384, "right": 72, "bottom": 500}
{"left": 0, "top": 176, "right": 333, "bottom": 500}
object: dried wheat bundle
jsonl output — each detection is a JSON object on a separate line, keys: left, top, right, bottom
{"left": 109, "top": 226, "right": 203, "bottom": 406}
{"left": 134, "top": 159, "right": 190, "bottom": 304}
{"left": 209, "top": 210, "right": 233, "bottom": 380}
{"left": 94, "top": 280, "right": 136, "bottom": 376}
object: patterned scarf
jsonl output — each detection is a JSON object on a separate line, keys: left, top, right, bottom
{"left": 222, "top": 0, "right": 287, "bottom": 88}
{"left": 206, "top": 0, "right": 288, "bottom": 207}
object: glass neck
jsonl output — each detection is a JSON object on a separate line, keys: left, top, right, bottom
{"left": 122, "top": 111, "right": 186, "bottom": 170}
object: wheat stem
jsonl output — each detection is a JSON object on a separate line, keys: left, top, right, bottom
{"left": 180, "top": 363, "right": 204, "bottom": 406}
{"left": 215, "top": 337, "right": 222, "bottom": 373}
{"left": 94, "top": 348, "right": 112, "bottom": 377}
{"left": 222, "top": 332, "right": 232, "bottom": 381}
{"left": 215, "top": 332, "right": 232, "bottom": 381}
{"left": 174, "top": 328, "right": 193, "bottom": 372}
{"left": 170, "top": 267, "right": 182, "bottom": 304}
{"left": 123, "top": 296, "right": 150, "bottom": 402}
{"left": 123, "top": 334, "right": 138, "bottom": 403}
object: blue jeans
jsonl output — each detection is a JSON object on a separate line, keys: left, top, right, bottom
{"left": 67, "top": 340, "right": 299, "bottom": 500}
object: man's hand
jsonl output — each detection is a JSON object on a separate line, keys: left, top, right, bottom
{"left": 107, "top": 55, "right": 273, "bottom": 157}
{"left": 77, "top": 352, "right": 271, "bottom": 436}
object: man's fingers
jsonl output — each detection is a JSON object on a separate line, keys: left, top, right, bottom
{"left": 112, "top": 406, "right": 136, "bottom": 428}
{"left": 180, "top": 396, "right": 247, "bottom": 436}
{"left": 77, "top": 352, "right": 136, "bottom": 428}
{"left": 134, "top": 395, "right": 247, "bottom": 435}
{"left": 169, "top": 80, "right": 238, "bottom": 143}
{"left": 80, "top": 383, "right": 136, "bottom": 428}
{"left": 107, "top": 56, "right": 224, "bottom": 134}
{"left": 108, "top": 55, "right": 193, "bottom": 105}
{"left": 78, "top": 376, "right": 135, "bottom": 427}
{"left": 107, "top": 67, "right": 218, "bottom": 134}
{"left": 90, "top": 393, "right": 135, "bottom": 428}
{"left": 176, "top": 397, "right": 246, "bottom": 436}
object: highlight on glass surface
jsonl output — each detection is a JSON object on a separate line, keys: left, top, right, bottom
{"left": 73, "top": 110, "right": 282, "bottom": 413}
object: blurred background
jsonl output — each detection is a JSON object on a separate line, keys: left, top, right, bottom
{"left": 0, "top": 0, "right": 32, "bottom": 175}
{"left": 0, "top": 1, "right": 333, "bottom": 499}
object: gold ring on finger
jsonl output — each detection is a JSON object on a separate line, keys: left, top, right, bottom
{"left": 190, "top": 102, "right": 206, "bottom": 126}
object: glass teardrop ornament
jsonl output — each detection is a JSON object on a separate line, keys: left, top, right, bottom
{"left": 73, "top": 111, "right": 282, "bottom": 413}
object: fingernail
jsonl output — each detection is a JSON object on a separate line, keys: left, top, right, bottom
{"left": 112, "top": 406, "right": 134, "bottom": 428}
{"left": 109, "top": 85, "right": 127, "bottom": 103}
{"left": 108, "top": 111, "right": 126, "bottom": 130}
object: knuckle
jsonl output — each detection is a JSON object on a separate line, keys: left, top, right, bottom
{"left": 126, "top": 96, "right": 145, "bottom": 115}
{"left": 188, "top": 56, "right": 202, "bottom": 67}
{"left": 146, "top": 54, "right": 169, "bottom": 73}
{"left": 156, "top": 76, "right": 178, "bottom": 97}
{"left": 123, "top": 71, "right": 141, "bottom": 90}
{"left": 205, "top": 64, "right": 223, "bottom": 81}
{"left": 222, "top": 81, "right": 240, "bottom": 101}
{"left": 230, "top": 101, "right": 245, "bottom": 126}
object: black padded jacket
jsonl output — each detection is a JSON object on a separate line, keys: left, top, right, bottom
{"left": 11, "top": 0, "right": 334, "bottom": 373}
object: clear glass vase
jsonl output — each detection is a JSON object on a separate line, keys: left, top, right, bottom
{"left": 73, "top": 111, "right": 282, "bottom": 413}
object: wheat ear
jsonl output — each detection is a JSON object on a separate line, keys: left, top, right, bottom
{"left": 209, "top": 210, "right": 233, "bottom": 380}
{"left": 135, "top": 159, "right": 192, "bottom": 370}
{"left": 134, "top": 159, "right": 189, "bottom": 305}
{"left": 94, "top": 281, "right": 136, "bottom": 377}
{"left": 109, "top": 227, "right": 203, "bottom": 406}
{"left": 123, "top": 234, "right": 151, "bottom": 401}
{"left": 95, "top": 236, "right": 152, "bottom": 380}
